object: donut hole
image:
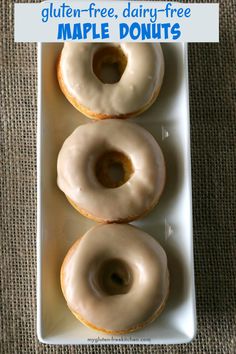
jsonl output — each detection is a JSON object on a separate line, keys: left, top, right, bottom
{"left": 95, "top": 151, "right": 133, "bottom": 188}
{"left": 93, "top": 46, "right": 127, "bottom": 84}
{"left": 97, "top": 259, "right": 133, "bottom": 295}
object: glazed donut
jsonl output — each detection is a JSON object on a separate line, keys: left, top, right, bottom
{"left": 57, "top": 43, "right": 164, "bottom": 119}
{"left": 60, "top": 224, "right": 169, "bottom": 334}
{"left": 57, "top": 119, "right": 166, "bottom": 223}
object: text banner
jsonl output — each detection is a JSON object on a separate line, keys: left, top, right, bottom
{"left": 15, "top": 1, "right": 219, "bottom": 42}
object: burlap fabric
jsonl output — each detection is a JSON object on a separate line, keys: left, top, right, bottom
{"left": 1, "top": 0, "right": 235, "bottom": 353}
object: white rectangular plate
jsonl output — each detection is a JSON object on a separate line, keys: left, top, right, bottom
{"left": 37, "top": 43, "right": 196, "bottom": 345}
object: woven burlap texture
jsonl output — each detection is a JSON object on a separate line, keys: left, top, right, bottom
{"left": 1, "top": 0, "right": 235, "bottom": 353}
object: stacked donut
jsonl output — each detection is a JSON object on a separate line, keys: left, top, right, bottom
{"left": 57, "top": 43, "right": 169, "bottom": 334}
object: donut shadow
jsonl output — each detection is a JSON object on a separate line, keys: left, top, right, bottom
{"left": 132, "top": 125, "right": 185, "bottom": 222}
{"left": 158, "top": 43, "right": 185, "bottom": 109}
{"left": 137, "top": 222, "right": 189, "bottom": 313}
{"left": 164, "top": 238, "right": 190, "bottom": 312}
{"left": 133, "top": 43, "right": 184, "bottom": 125}
{"left": 156, "top": 130, "right": 184, "bottom": 214}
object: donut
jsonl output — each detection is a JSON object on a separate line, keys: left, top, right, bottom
{"left": 57, "top": 119, "right": 166, "bottom": 223}
{"left": 60, "top": 223, "right": 169, "bottom": 334}
{"left": 57, "top": 43, "right": 164, "bottom": 119}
